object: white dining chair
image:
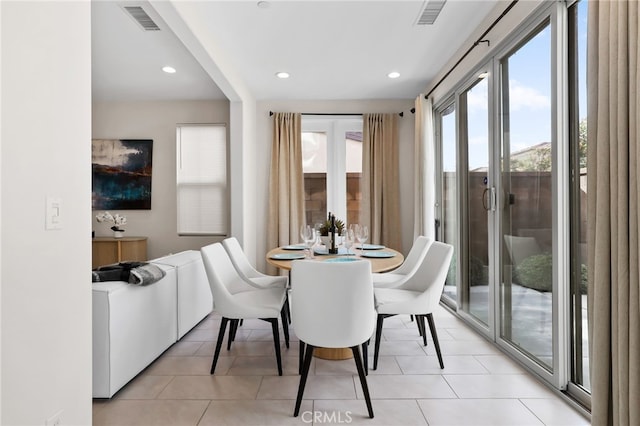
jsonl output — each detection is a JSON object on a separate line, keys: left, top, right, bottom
{"left": 223, "top": 237, "right": 288, "bottom": 290}
{"left": 372, "top": 241, "right": 454, "bottom": 370}
{"left": 201, "top": 243, "right": 289, "bottom": 375}
{"left": 371, "top": 236, "right": 432, "bottom": 288}
{"left": 290, "top": 259, "right": 376, "bottom": 418}
{"left": 223, "top": 236, "right": 291, "bottom": 330}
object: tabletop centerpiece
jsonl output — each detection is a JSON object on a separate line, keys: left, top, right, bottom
{"left": 318, "top": 216, "right": 345, "bottom": 247}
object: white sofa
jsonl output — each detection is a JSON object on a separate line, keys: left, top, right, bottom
{"left": 92, "top": 251, "right": 212, "bottom": 398}
{"left": 153, "top": 250, "right": 213, "bottom": 339}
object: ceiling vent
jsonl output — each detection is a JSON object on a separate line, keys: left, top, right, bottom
{"left": 123, "top": 6, "right": 161, "bottom": 31}
{"left": 416, "top": 0, "right": 447, "bottom": 25}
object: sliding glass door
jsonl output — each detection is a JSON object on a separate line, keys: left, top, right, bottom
{"left": 460, "top": 74, "right": 492, "bottom": 328}
{"left": 499, "top": 20, "right": 554, "bottom": 370}
{"left": 440, "top": 102, "right": 458, "bottom": 303}
{"left": 568, "top": 0, "right": 591, "bottom": 403}
{"left": 435, "top": 3, "right": 594, "bottom": 397}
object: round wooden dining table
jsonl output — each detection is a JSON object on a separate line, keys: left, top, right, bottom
{"left": 266, "top": 245, "right": 404, "bottom": 360}
{"left": 266, "top": 246, "right": 404, "bottom": 273}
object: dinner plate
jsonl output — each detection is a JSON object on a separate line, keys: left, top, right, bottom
{"left": 357, "top": 244, "right": 386, "bottom": 250}
{"left": 282, "top": 245, "right": 306, "bottom": 250}
{"left": 324, "top": 257, "right": 362, "bottom": 263}
{"left": 359, "top": 251, "right": 396, "bottom": 258}
{"left": 270, "top": 253, "right": 306, "bottom": 260}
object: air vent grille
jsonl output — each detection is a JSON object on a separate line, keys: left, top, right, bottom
{"left": 416, "top": 0, "right": 447, "bottom": 25}
{"left": 124, "top": 6, "right": 160, "bottom": 31}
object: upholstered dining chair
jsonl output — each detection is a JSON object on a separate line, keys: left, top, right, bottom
{"left": 200, "top": 243, "right": 289, "bottom": 375}
{"left": 372, "top": 241, "right": 454, "bottom": 371}
{"left": 290, "top": 259, "right": 376, "bottom": 418}
{"left": 372, "top": 236, "right": 432, "bottom": 337}
{"left": 223, "top": 236, "right": 291, "bottom": 328}
{"left": 223, "top": 237, "right": 289, "bottom": 290}
{"left": 371, "top": 236, "right": 432, "bottom": 288}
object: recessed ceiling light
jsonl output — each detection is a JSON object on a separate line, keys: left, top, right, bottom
{"left": 257, "top": 1, "right": 270, "bottom": 9}
{"left": 275, "top": 72, "right": 290, "bottom": 79}
{"left": 387, "top": 71, "right": 400, "bottom": 79}
{"left": 162, "top": 66, "right": 176, "bottom": 74}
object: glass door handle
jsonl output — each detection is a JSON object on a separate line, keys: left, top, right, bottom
{"left": 482, "top": 188, "right": 490, "bottom": 210}
{"left": 482, "top": 187, "right": 497, "bottom": 211}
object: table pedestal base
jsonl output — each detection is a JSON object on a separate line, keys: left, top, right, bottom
{"left": 314, "top": 347, "right": 353, "bottom": 360}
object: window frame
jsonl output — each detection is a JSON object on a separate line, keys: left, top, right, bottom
{"left": 176, "top": 123, "right": 229, "bottom": 236}
{"left": 301, "top": 117, "right": 363, "bottom": 224}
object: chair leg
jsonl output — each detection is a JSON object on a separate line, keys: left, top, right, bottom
{"left": 287, "top": 272, "right": 292, "bottom": 324}
{"left": 285, "top": 293, "right": 292, "bottom": 324}
{"left": 298, "top": 341, "right": 306, "bottom": 375}
{"left": 426, "top": 313, "right": 444, "bottom": 369}
{"left": 373, "top": 314, "right": 385, "bottom": 370}
{"left": 362, "top": 341, "right": 369, "bottom": 375}
{"left": 418, "top": 315, "right": 428, "bottom": 346}
{"left": 227, "top": 319, "right": 239, "bottom": 350}
{"left": 351, "top": 345, "right": 374, "bottom": 418}
{"left": 268, "top": 318, "right": 283, "bottom": 376}
{"left": 211, "top": 317, "right": 229, "bottom": 374}
{"left": 281, "top": 306, "right": 290, "bottom": 349}
{"left": 294, "top": 344, "right": 315, "bottom": 417}
{"left": 415, "top": 314, "right": 424, "bottom": 337}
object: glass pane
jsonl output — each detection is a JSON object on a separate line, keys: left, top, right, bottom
{"left": 569, "top": 0, "right": 590, "bottom": 392}
{"left": 500, "top": 22, "right": 553, "bottom": 370}
{"left": 345, "top": 131, "right": 362, "bottom": 227}
{"left": 302, "top": 131, "right": 327, "bottom": 226}
{"left": 441, "top": 104, "right": 458, "bottom": 302}
{"left": 463, "top": 75, "right": 490, "bottom": 325}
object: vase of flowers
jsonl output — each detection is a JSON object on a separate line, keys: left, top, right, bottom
{"left": 96, "top": 211, "right": 127, "bottom": 238}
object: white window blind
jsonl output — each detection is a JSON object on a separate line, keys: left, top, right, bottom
{"left": 176, "top": 124, "right": 228, "bottom": 235}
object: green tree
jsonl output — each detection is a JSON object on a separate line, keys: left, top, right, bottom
{"left": 510, "top": 143, "right": 552, "bottom": 172}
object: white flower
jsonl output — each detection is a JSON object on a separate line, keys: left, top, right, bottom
{"left": 96, "top": 211, "right": 127, "bottom": 230}
{"left": 113, "top": 214, "right": 127, "bottom": 226}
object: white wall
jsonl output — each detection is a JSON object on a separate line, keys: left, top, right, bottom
{"left": 92, "top": 100, "right": 230, "bottom": 259}
{"left": 254, "top": 99, "right": 415, "bottom": 272}
{"left": 1, "top": 2, "right": 92, "bottom": 425}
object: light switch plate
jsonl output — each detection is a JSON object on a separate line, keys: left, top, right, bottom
{"left": 46, "top": 196, "right": 62, "bottom": 230}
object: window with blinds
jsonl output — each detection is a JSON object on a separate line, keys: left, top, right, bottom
{"left": 176, "top": 124, "right": 228, "bottom": 236}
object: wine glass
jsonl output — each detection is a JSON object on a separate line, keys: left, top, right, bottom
{"left": 344, "top": 228, "right": 355, "bottom": 255}
{"left": 314, "top": 223, "right": 323, "bottom": 250}
{"left": 356, "top": 225, "right": 369, "bottom": 255}
{"left": 300, "top": 225, "right": 314, "bottom": 258}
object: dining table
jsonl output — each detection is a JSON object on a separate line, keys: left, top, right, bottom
{"left": 266, "top": 244, "right": 404, "bottom": 360}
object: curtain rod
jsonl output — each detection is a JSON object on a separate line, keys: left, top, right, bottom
{"left": 425, "top": 0, "right": 519, "bottom": 100}
{"left": 269, "top": 111, "right": 405, "bottom": 117}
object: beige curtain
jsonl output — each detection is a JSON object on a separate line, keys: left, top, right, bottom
{"left": 413, "top": 95, "right": 436, "bottom": 241}
{"left": 361, "top": 113, "right": 402, "bottom": 250}
{"left": 587, "top": 1, "right": 640, "bottom": 425}
{"left": 267, "top": 113, "right": 305, "bottom": 273}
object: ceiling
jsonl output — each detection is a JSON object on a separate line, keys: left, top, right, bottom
{"left": 91, "top": 0, "right": 500, "bottom": 102}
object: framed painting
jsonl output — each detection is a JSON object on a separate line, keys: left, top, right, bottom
{"left": 92, "top": 139, "right": 153, "bottom": 210}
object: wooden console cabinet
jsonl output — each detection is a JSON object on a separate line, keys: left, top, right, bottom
{"left": 92, "top": 237, "right": 148, "bottom": 269}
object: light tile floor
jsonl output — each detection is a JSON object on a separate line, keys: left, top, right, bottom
{"left": 93, "top": 305, "right": 590, "bottom": 426}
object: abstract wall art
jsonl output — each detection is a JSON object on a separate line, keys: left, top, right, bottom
{"left": 92, "top": 139, "right": 153, "bottom": 210}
